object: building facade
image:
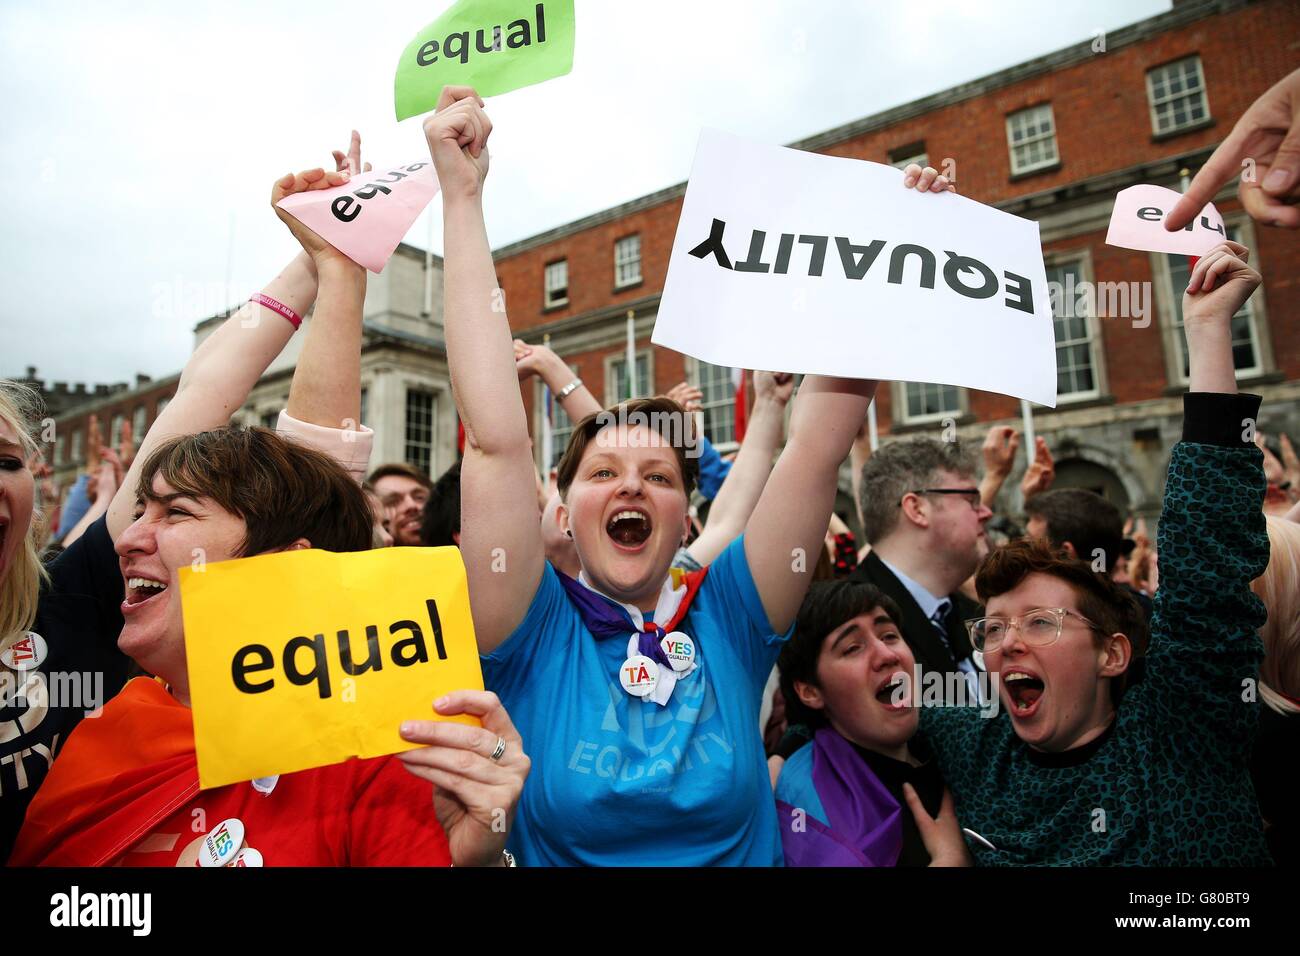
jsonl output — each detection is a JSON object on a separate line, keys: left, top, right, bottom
{"left": 494, "top": 0, "right": 1300, "bottom": 528}
{"left": 42, "top": 242, "right": 457, "bottom": 492}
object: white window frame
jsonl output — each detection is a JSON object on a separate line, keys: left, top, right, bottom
{"left": 1043, "top": 251, "right": 1105, "bottom": 403}
{"left": 110, "top": 413, "right": 124, "bottom": 448}
{"left": 685, "top": 357, "right": 739, "bottom": 450}
{"left": 893, "top": 381, "right": 966, "bottom": 426}
{"left": 132, "top": 405, "right": 147, "bottom": 446}
{"left": 404, "top": 386, "right": 438, "bottom": 478}
{"left": 1146, "top": 56, "right": 1210, "bottom": 137}
{"left": 890, "top": 150, "right": 928, "bottom": 171}
{"left": 604, "top": 349, "right": 654, "bottom": 406}
{"left": 70, "top": 428, "right": 82, "bottom": 463}
{"left": 544, "top": 259, "right": 568, "bottom": 308}
{"left": 1006, "top": 104, "right": 1059, "bottom": 176}
{"left": 1151, "top": 216, "right": 1271, "bottom": 385}
{"left": 614, "top": 234, "right": 642, "bottom": 289}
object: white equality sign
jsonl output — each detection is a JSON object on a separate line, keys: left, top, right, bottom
{"left": 653, "top": 129, "right": 1058, "bottom": 407}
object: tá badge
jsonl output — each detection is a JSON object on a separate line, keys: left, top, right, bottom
{"left": 619, "top": 654, "right": 659, "bottom": 698}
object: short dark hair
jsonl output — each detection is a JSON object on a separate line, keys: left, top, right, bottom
{"left": 857, "top": 437, "right": 978, "bottom": 544}
{"left": 420, "top": 460, "right": 461, "bottom": 547}
{"left": 367, "top": 461, "right": 432, "bottom": 490}
{"left": 136, "top": 425, "right": 373, "bottom": 556}
{"left": 975, "top": 538, "right": 1148, "bottom": 700}
{"left": 1024, "top": 488, "right": 1126, "bottom": 572}
{"left": 555, "top": 397, "right": 699, "bottom": 501}
{"left": 778, "top": 580, "right": 905, "bottom": 732}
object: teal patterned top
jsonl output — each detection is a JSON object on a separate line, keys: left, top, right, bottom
{"left": 921, "top": 393, "right": 1271, "bottom": 865}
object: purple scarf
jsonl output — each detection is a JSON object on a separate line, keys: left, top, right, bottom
{"left": 556, "top": 569, "right": 707, "bottom": 672}
{"left": 776, "top": 727, "right": 903, "bottom": 867}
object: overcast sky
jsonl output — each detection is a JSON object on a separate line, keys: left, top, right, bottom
{"left": 2, "top": 0, "right": 1171, "bottom": 385}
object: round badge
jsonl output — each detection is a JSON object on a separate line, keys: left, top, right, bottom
{"left": 232, "top": 847, "right": 264, "bottom": 868}
{"left": 619, "top": 655, "right": 659, "bottom": 698}
{"left": 199, "top": 818, "right": 246, "bottom": 868}
{"left": 1, "top": 632, "right": 47, "bottom": 671}
{"left": 659, "top": 631, "right": 696, "bottom": 673}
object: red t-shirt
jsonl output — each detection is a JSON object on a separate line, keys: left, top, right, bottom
{"left": 118, "top": 754, "right": 450, "bottom": 867}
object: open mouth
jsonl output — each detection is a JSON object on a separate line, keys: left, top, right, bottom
{"left": 1004, "top": 671, "right": 1045, "bottom": 716}
{"left": 875, "top": 672, "right": 910, "bottom": 709}
{"left": 606, "top": 509, "right": 652, "bottom": 549}
{"left": 124, "top": 575, "right": 169, "bottom": 609}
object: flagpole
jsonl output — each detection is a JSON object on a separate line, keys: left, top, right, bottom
{"left": 423, "top": 206, "right": 434, "bottom": 317}
{"left": 541, "top": 333, "right": 554, "bottom": 470}
{"left": 625, "top": 310, "right": 637, "bottom": 399}
{"left": 1020, "top": 399, "right": 1035, "bottom": 458}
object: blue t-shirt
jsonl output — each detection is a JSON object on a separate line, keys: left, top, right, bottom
{"left": 482, "top": 535, "right": 789, "bottom": 866}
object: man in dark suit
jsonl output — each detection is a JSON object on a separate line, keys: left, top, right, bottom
{"left": 849, "top": 437, "right": 992, "bottom": 702}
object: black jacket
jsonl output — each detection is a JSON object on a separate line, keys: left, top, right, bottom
{"left": 847, "top": 551, "right": 981, "bottom": 700}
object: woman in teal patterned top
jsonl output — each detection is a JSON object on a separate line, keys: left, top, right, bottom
{"left": 920, "top": 240, "right": 1272, "bottom": 865}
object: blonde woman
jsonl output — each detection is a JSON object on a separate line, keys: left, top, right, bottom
{"left": 1252, "top": 514, "right": 1300, "bottom": 864}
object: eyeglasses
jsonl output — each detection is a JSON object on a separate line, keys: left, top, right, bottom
{"left": 966, "top": 607, "right": 1104, "bottom": 653}
{"left": 906, "top": 488, "right": 984, "bottom": 512}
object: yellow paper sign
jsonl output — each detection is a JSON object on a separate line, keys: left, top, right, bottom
{"left": 180, "top": 546, "right": 483, "bottom": 789}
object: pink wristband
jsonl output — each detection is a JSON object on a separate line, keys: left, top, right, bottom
{"left": 249, "top": 293, "right": 301, "bottom": 330}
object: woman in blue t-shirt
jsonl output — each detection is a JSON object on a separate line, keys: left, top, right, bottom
{"left": 426, "top": 87, "right": 957, "bottom": 865}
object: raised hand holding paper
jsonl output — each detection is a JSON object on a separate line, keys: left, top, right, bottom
{"left": 1106, "top": 183, "right": 1226, "bottom": 256}
{"left": 653, "top": 130, "right": 1058, "bottom": 407}
{"left": 394, "top": 0, "right": 575, "bottom": 121}
{"left": 181, "top": 547, "right": 483, "bottom": 790}
{"left": 275, "top": 161, "right": 439, "bottom": 273}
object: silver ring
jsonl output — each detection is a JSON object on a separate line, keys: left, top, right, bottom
{"left": 489, "top": 736, "right": 507, "bottom": 762}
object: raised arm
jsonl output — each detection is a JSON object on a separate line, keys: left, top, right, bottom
{"left": 514, "top": 340, "right": 601, "bottom": 421}
{"left": 281, "top": 132, "right": 370, "bottom": 433}
{"left": 427, "top": 87, "right": 544, "bottom": 652}
{"left": 686, "top": 371, "right": 793, "bottom": 566}
{"left": 1145, "top": 240, "right": 1268, "bottom": 744}
{"left": 744, "top": 375, "right": 876, "bottom": 633}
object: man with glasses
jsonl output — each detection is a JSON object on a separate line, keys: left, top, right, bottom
{"left": 915, "top": 240, "right": 1272, "bottom": 864}
{"left": 849, "top": 438, "right": 992, "bottom": 702}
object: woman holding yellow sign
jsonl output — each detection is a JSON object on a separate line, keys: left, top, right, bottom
{"left": 7, "top": 138, "right": 530, "bottom": 868}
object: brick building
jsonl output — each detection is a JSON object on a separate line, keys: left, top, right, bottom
{"left": 34, "top": 0, "right": 1299, "bottom": 531}
{"left": 497, "top": 0, "right": 1300, "bottom": 526}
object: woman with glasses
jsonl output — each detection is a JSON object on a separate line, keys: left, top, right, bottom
{"left": 917, "top": 240, "right": 1273, "bottom": 864}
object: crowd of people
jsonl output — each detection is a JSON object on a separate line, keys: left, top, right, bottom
{"left": 2, "top": 67, "right": 1299, "bottom": 867}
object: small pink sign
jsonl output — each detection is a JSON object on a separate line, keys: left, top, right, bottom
{"left": 276, "top": 161, "right": 440, "bottom": 273}
{"left": 1105, "top": 184, "right": 1226, "bottom": 257}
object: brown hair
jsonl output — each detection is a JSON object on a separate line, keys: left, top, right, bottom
{"left": 555, "top": 397, "right": 699, "bottom": 501}
{"left": 136, "top": 425, "right": 373, "bottom": 556}
{"left": 975, "top": 538, "right": 1149, "bottom": 699}
{"left": 367, "top": 462, "right": 432, "bottom": 490}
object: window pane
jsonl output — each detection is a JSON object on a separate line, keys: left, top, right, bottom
{"left": 404, "top": 388, "right": 435, "bottom": 478}
{"left": 696, "top": 361, "right": 736, "bottom": 445}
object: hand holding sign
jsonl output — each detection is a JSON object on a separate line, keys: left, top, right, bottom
{"left": 1183, "top": 241, "right": 1261, "bottom": 394}
{"left": 272, "top": 166, "right": 355, "bottom": 267}
{"left": 398, "top": 689, "right": 529, "bottom": 868}
{"left": 424, "top": 86, "right": 493, "bottom": 200}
